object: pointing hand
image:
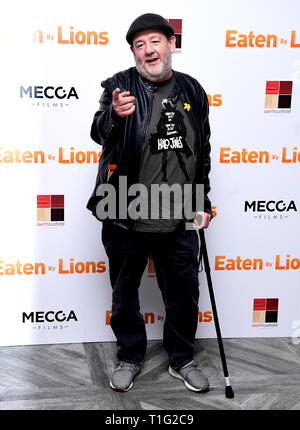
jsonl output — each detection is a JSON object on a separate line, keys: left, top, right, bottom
{"left": 112, "top": 88, "right": 135, "bottom": 118}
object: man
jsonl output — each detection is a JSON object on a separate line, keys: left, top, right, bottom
{"left": 87, "top": 13, "right": 212, "bottom": 393}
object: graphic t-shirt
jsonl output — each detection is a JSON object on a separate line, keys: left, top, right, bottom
{"left": 134, "top": 75, "right": 196, "bottom": 232}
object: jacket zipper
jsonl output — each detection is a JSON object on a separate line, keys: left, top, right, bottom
{"left": 133, "top": 91, "right": 154, "bottom": 231}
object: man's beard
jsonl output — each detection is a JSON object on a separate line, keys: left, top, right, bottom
{"left": 135, "top": 51, "right": 172, "bottom": 83}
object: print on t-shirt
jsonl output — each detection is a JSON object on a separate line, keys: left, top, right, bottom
{"left": 149, "top": 99, "right": 193, "bottom": 182}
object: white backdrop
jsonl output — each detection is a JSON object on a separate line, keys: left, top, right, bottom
{"left": 0, "top": 0, "right": 299, "bottom": 346}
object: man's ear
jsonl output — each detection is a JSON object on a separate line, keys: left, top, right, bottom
{"left": 130, "top": 46, "right": 135, "bottom": 57}
{"left": 169, "top": 35, "right": 176, "bottom": 53}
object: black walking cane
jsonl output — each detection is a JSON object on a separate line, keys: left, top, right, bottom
{"left": 198, "top": 228, "right": 234, "bottom": 399}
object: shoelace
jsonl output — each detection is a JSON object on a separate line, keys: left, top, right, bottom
{"left": 118, "top": 362, "right": 140, "bottom": 373}
{"left": 180, "top": 362, "right": 201, "bottom": 376}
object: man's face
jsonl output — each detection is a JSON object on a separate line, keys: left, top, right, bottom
{"left": 131, "top": 30, "right": 176, "bottom": 83}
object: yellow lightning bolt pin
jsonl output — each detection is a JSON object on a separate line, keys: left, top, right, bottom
{"left": 184, "top": 103, "right": 191, "bottom": 111}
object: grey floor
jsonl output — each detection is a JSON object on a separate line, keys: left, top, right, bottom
{"left": 0, "top": 337, "right": 299, "bottom": 410}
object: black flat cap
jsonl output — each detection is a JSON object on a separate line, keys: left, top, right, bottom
{"left": 126, "top": 13, "right": 175, "bottom": 45}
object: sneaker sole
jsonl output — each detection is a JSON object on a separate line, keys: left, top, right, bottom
{"left": 110, "top": 380, "right": 133, "bottom": 392}
{"left": 168, "top": 366, "right": 209, "bottom": 392}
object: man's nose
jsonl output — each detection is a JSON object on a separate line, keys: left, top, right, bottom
{"left": 145, "top": 43, "right": 155, "bottom": 55}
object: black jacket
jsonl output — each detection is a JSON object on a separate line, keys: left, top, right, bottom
{"left": 86, "top": 67, "right": 212, "bottom": 228}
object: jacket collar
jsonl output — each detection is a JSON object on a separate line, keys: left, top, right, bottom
{"left": 136, "top": 68, "right": 181, "bottom": 103}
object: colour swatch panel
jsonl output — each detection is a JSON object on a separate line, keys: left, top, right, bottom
{"left": 37, "top": 195, "right": 64, "bottom": 223}
{"left": 265, "top": 81, "right": 292, "bottom": 109}
{"left": 167, "top": 19, "right": 182, "bottom": 49}
{"left": 253, "top": 298, "right": 279, "bottom": 324}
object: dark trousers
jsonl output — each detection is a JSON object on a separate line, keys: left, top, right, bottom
{"left": 101, "top": 222, "right": 200, "bottom": 370}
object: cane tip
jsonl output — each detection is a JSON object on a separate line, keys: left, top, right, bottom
{"left": 225, "top": 385, "right": 234, "bottom": 398}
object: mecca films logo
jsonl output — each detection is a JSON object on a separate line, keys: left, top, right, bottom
{"left": 20, "top": 85, "right": 79, "bottom": 108}
{"left": 22, "top": 310, "right": 78, "bottom": 331}
{"left": 264, "top": 81, "right": 293, "bottom": 113}
{"left": 244, "top": 200, "right": 297, "bottom": 221}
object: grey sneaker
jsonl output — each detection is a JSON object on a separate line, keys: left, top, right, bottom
{"left": 169, "top": 361, "right": 209, "bottom": 392}
{"left": 110, "top": 361, "right": 141, "bottom": 392}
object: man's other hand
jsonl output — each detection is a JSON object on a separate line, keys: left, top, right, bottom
{"left": 193, "top": 211, "right": 211, "bottom": 229}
